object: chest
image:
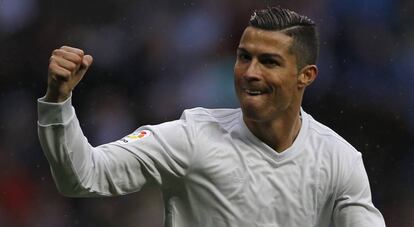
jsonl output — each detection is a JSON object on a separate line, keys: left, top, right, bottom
{"left": 191, "top": 134, "right": 331, "bottom": 225}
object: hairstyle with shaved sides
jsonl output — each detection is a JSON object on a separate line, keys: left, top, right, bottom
{"left": 249, "top": 7, "right": 319, "bottom": 70}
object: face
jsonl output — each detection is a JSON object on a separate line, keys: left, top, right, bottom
{"left": 234, "top": 26, "right": 304, "bottom": 122}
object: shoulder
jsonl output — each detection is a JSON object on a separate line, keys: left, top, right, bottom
{"left": 178, "top": 108, "right": 242, "bottom": 166}
{"left": 148, "top": 107, "right": 241, "bottom": 138}
{"left": 303, "top": 111, "right": 362, "bottom": 177}
{"left": 303, "top": 111, "right": 365, "bottom": 193}
{"left": 304, "top": 111, "right": 363, "bottom": 181}
{"left": 180, "top": 107, "right": 241, "bottom": 126}
{"left": 305, "top": 112, "right": 359, "bottom": 157}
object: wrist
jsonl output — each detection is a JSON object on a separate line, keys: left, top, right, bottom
{"left": 44, "top": 89, "right": 70, "bottom": 103}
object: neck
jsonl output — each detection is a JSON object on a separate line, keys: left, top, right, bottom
{"left": 244, "top": 107, "right": 302, "bottom": 153}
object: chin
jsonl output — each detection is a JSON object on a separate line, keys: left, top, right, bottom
{"left": 240, "top": 104, "right": 268, "bottom": 122}
{"left": 240, "top": 100, "right": 284, "bottom": 123}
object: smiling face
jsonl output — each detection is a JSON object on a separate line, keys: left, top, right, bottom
{"left": 234, "top": 26, "right": 306, "bottom": 122}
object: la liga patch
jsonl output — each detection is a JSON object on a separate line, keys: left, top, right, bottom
{"left": 118, "top": 130, "right": 151, "bottom": 143}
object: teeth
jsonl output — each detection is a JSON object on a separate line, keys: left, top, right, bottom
{"left": 245, "top": 89, "right": 263, "bottom": 95}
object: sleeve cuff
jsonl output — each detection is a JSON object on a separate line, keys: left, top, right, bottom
{"left": 37, "top": 94, "right": 75, "bottom": 125}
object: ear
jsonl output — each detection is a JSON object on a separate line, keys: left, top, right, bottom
{"left": 297, "top": 65, "right": 318, "bottom": 89}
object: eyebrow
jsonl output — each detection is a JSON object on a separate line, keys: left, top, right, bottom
{"left": 237, "top": 47, "right": 284, "bottom": 62}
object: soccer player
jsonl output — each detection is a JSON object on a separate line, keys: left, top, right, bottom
{"left": 38, "top": 7, "right": 386, "bottom": 227}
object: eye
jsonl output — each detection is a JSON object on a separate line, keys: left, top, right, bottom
{"left": 260, "top": 58, "right": 279, "bottom": 68}
{"left": 237, "top": 52, "right": 251, "bottom": 62}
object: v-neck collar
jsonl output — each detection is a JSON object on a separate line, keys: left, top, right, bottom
{"left": 237, "top": 108, "right": 309, "bottom": 162}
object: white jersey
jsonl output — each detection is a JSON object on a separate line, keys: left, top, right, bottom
{"left": 37, "top": 96, "right": 385, "bottom": 227}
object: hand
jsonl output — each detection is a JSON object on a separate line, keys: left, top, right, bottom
{"left": 45, "top": 46, "right": 93, "bottom": 103}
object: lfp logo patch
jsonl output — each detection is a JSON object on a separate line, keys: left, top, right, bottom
{"left": 118, "top": 130, "right": 151, "bottom": 143}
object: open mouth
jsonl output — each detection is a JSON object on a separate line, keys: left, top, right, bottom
{"left": 244, "top": 88, "right": 270, "bottom": 96}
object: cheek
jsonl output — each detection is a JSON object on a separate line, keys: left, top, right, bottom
{"left": 270, "top": 76, "right": 296, "bottom": 98}
{"left": 233, "top": 67, "right": 243, "bottom": 84}
{"left": 275, "top": 72, "right": 297, "bottom": 87}
{"left": 233, "top": 63, "right": 242, "bottom": 76}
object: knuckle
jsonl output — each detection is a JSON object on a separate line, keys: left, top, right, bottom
{"left": 52, "top": 49, "right": 64, "bottom": 58}
{"left": 63, "top": 70, "right": 71, "bottom": 77}
{"left": 49, "top": 68, "right": 60, "bottom": 77}
{"left": 49, "top": 61, "right": 57, "bottom": 69}
{"left": 67, "top": 63, "right": 77, "bottom": 71}
{"left": 56, "top": 71, "right": 70, "bottom": 79}
{"left": 59, "top": 45, "right": 84, "bottom": 57}
{"left": 74, "top": 56, "right": 82, "bottom": 64}
{"left": 49, "top": 55, "right": 61, "bottom": 65}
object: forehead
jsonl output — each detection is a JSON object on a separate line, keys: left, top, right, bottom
{"left": 238, "top": 26, "right": 293, "bottom": 55}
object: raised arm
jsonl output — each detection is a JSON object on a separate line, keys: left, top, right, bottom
{"left": 38, "top": 46, "right": 194, "bottom": 197}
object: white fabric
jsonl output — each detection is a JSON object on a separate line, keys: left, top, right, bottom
{"left": 37, "top": 96, "right": 385, "bottom": 227}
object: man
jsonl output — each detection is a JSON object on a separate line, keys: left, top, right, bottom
{"left": 38, "top": 7, "right": 386, "bottom": 227}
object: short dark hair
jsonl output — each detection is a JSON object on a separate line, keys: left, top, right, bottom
{"left": 249, "top": 7, "right": 319, "bottom": 70}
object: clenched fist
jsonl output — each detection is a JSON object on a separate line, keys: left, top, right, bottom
{"left": 45, "top": 46, "right": 93, "bottom": 103}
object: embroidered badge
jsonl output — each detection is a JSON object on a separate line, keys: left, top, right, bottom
{"left": 118, "top": 130, "right": 151, "bottom": 143}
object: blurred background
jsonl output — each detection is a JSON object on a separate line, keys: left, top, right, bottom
{"left": 0, "top": 0, "right": 413, "bottom": 226}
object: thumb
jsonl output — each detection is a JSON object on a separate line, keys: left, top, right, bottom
{"left": 76, "top": 54, "right": 93, "bottom": 77}
{"left": 81, "top": 54, "right": 93, "bottom": 68}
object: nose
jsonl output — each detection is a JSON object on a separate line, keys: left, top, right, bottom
{"left": 244, "top": 59, "right": 262, "bottom": 81}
